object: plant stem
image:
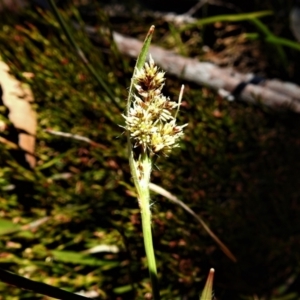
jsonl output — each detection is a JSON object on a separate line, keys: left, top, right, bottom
{"left": 141, "top": 198, "right": 160, "bottom": 300}
{"left": 137, "top": 154, "right": 160, "bottom": 300}
{"left": 128, "top": 149, "right": 160, "bottom": 299}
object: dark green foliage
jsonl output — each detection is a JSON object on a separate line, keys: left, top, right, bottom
{"left": 1, "top": 1, "right": 300, "bottom": 299}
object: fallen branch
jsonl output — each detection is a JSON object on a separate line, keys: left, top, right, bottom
{"left": 112, "top": 31, "right": 300, "bottom": 113}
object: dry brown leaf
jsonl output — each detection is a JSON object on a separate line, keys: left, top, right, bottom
{"left": 0, "top": 59, "right": 36, "bottom": 168}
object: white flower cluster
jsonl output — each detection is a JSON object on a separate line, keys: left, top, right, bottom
{"left": 123, "top": 56, "right": 187, "bottom": 157}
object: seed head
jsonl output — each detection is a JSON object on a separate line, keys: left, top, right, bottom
{"left": 124, "top": 55, "right": 187, "bottom": 157}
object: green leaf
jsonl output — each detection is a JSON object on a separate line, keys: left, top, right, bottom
{"left": 113, "top": 285, "right": 133, "bottom": 294}
{"left": 0, "top": 218, "right": 21, "bottom": 235}
{"left": 200, "top": 269, "right": 215, "bottom": 300}
{"left": 51, "top": 250, "right": 119, "bottom": 268}
{"left": 126, "top": 25, "right": 155, "bottom": 115}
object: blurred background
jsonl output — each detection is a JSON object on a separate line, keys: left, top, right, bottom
{"left": 1, "top": 0, "right": 300, "bottom": 299}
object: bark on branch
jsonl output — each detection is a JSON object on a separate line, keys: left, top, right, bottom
{"left": 113, "top": 31, "right": 300, "bottom": 113}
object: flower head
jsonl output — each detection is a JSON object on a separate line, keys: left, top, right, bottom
{"left": 123, "top": 55, "right": 187, "bottom": 157}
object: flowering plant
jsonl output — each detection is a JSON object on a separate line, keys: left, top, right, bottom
{"left": 123, "top": 26, "right": 188, "bottom": 300}
{"left": 123, "top": 54, "right": 187, "bottom": 158}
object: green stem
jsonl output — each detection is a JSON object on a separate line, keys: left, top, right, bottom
{"left": 137, "top": 154, "right": 160, "bottom": 300}
{"left": 141, "top": 196, "right": 160, "bottom": 300}
{"left": 128, "top": 149, "right": 160, "bottom": 299}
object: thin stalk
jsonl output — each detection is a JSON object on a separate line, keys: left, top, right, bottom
{"left": 138, "top": 154, "right": 160, "bottom": 300}
{"left": 249, "top": 18, "right": 287, "bottom": 67}
{"left": 128, "top": 150, "right": 160, "bottom": 300}
{"left": 181, "top": 10, "right": 273, "bottom": 31}
{"left": 245, "top": 33, "right": 300, "bottom": 51}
